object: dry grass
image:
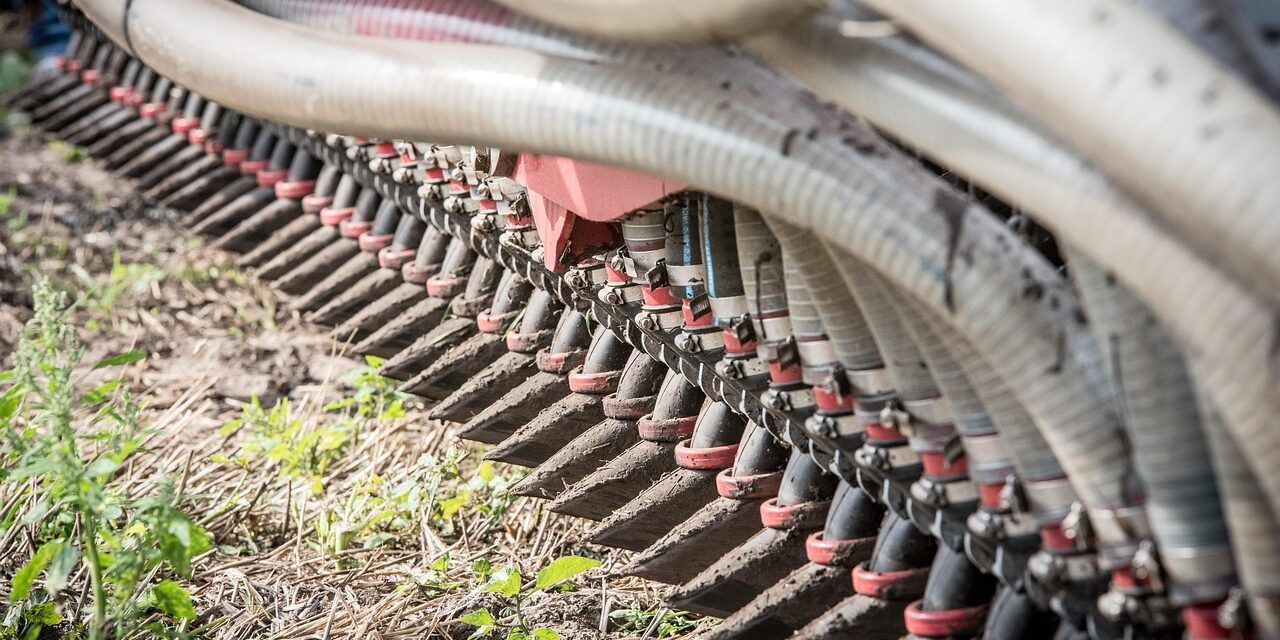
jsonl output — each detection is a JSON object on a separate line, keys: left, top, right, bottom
{"left": 0, "top": 133, "right": 713, "bottom": 640}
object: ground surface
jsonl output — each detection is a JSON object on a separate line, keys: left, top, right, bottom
{"left": 0, "top": 130, "right": 708, "bottom": 639}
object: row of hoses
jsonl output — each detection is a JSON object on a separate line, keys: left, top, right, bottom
{"left": 67, "top": 0, "right": 1280, "bottom": 633}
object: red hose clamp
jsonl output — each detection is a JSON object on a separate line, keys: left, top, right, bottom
{"left": 125, "top": 91, "right": 145, "bottom": 108}
{"left": 601, "top": 393, "right": 655, "bottom": 420}
{"left": 568, "top": 368, "right": 623, "bottom": 394}
{"left": 722, "top": 327, "right": 757, "bottom": 354}
{"left": 81, "top": 69, "right": 101, "bottom": 86}
{"left": 477, "top": 198, "right": 499, "bottom": 213}
{"left": 275, "top": 179, "right": 316, "bottom": 200}
{"left": 378, "top": 247, "right": 416, "bottom": 270}
{"left": 805, "top": 531, "right": 875, "bottom": 567}
{"left": 536, "top": 349, "right": 588, "bottom": 375}
{"left": 506, "top": 328, "right": 554, "bottom": 354}
{"left": 865, "top": 424, "right": 902, "bottom": 443}
{"left": 374, "top": 141, "right": 397, "bottom": 157}
{"left": 320, "top": 206, "right": 355, "bottom": 227}
{"left": 109, "top": 86, "right": 131, "bottom": 103}
{"left": 139, "top": 102, "right": 167, "bottom": 121}
{"left": 401, "top": 261, "right": 438, "bottom": 285}
{"left": 852, "top": 563, "right": 931, "bottom": 599}
{"left": 636, "top": 414, "right": 697, "bottom": 442}
{"left": 188, "top": 128, "right": 209, "bottom": 146}
{"left": 358, "top": 233, "right": 393, "bottom": 252}
{"left": 240, "top": 159, "right": 269, "bottom": 175}
{"left": 766, "top": 359, "right": 803, "bottom": 385}
{"left": 681, "top": 300, "right": 715, "bottom": 328}
{"left": 920, "top": 452, "right": 968, "bottom": 482}
{"left": 339, "top": 219, "right": 372, "bottom": 239}
{"left": 423, "top": 167, "right": 446, "bottom": 182}
{"left": 903, "top": 601, "right": 989, "bottom": 638}
{"left": 674, "top": 440, "right": 738, "bottom": 471}
{"left": 716, "top": 468, "right": 783, "bottom": 500}
{"left": 222, "top": 148, "right": 248, "bottom": 167}
{"left": 1182, "top": 601, "right": 1232, "bottom": 640}
{"left": 257, "top": 169, "right": 288, "bottom": 188}
{"left": 814, "top": 385, "right": 854, "bottom": 412}
{"left": 425, "top": 273, "right": 468, "bottom": 298}
{"left": 759, "top": 497, "right": 830, "bottom": 530}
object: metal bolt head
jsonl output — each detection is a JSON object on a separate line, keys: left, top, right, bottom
{"left": 324, "top": 133, "right": 344, "bottom": 148}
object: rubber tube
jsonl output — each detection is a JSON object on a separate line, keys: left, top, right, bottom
{"left": 858, "top": 0, "right": 1280, "bottom": 309}
{"left": 75, "top": 0, "right": 1137, "bottom": 524}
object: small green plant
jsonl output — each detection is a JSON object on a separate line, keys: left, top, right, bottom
{"left": 45, "top": 140, "right": 88, "bottom": 164}
{"left": 459, "top": 555, "right": 602, "bottom": 640}
{"left": 1, "top": 280, "right": 211, "bottom": 640}
{"left": 70, "top": 251, "right": 167, "bottom": 327}
{"left": 609, "top": 607, "right": 700, "bottom": 638}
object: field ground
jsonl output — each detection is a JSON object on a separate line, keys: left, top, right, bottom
{"left": 0, "top": 128, "right": 710, "bottom": 639}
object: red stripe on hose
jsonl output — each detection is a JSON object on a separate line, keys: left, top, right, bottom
{"left": 1182, "top": 601, "right": 1231, "bottom": 640}
{"left": 536, "top": 349, "right": 589, "bottom": 375}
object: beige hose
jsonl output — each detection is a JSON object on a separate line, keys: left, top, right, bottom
{"left": 860, "top": 0, "right": 1280, "bottom": 308}
{"left": 487, "top": 0, "right": 825, "bottom": 44}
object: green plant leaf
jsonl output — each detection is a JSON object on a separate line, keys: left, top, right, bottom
{"left": 151, "top": 580, "right": 197, "bottom": 620}
{"left": 43, "top": 544, "right": 80, "bottom": 595}
{"left": 92, "top": 349, "right": 147, "bottom": 370}
{"left": 531, "top": 628, "right": 560, "bottom": 640}
{"left": 460, "top": 608, "right": 496, "bottom": 639}
{"left": 27, "top": 601, "right": 62, "bottom": 625}
{"left": 532, "top": 556, "right": 600, "bottom": 593}
{"left": 430, "top": 552, "right": 450, "bottom": 573}
{"left": 85, "top": 456, "right": 120, "bottom": 479}
{"left": 9, "top": 540, "right": 62, "bottom": 603}
{"left": 363, "top": 355, "right": 387, "bottom": 369}
{"left": 82, "top": 378, "right": 124, "bottom": 406}
{"left": 483, "top": 565, "right": 522, "bottom": 598}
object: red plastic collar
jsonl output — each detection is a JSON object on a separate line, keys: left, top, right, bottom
{"left": 257, "top": 169, "right": 289, "bottom": 188}
{"left": 359, "top": 233, "right": 393, "bottom": 252}
{"left": 865, "top": 424, "right": 902, "bottom": 442}
{"left": 424, "top": 167, "right": 446, "bottom": 182}
{"left": 536, "top": 349, "right": 588, "bottom": 375}
{"left": 425, "top": 273, "right": 468, "bottom": 298}
{"left": 222, "top": 148, "right": 248, "bottom": 167}
{"left": 320, "top": 206, "right": 355, "bottom": 227}
{"left": 568, "top": 369, "right": 623, "bottom": 394}
{"left": 716, "top": 468, "right": 782, "bottom": 500}
{"left": 139, "top": 102, "right": 167, "bottom": 121}
{"left": 275, "top": 179, "right": 316, "bottom": 200}
{"left": 767, "top": 359, "right": 803, "bottom": 385}
{"left": 339, "top": 219, "right": 373, "bottom": 238}
{"left": 904, "top": 600, "right": 989, "bottom": 638}
{"left": 188, "top": 128, "right": 209, "bottom": 146}
{"left": 240, "top": 159, "right": 269, "bottom": 175}
{"left": 978, "top": 483, "right": 1005, "bottom": 510}
{"left": 302, "top": 195, "right": 333, "bottom": 215}
{"left": 722, "top": 327, "right": 757, "bottom": 354}
{"left": 601, "top": 394, "right": 655, "bottom": 420}
{"left": 640, "top": 284, "right": 679, "bottom": 307}
{"left": 1182, "top": 601, "right": 1232, "bottom": 640}
{"left": 477, "top": 198, "right": 499, "bottom": 213}
{"left": 374, "top": 141, "right": 397, "bottom": 157}
{"left": 449, "top": 179, "right": 468, "bottom": 195}
{"left": 759, "top": 497, "right": 830, "bottom": 530}
{"left": 171, "top": 116, "right": 199, "bottom": 134}
{"left": 56, "top": 56, "right": 67, "bottom": 72}
{"left": 605, "top": 260, "right": 630, "bottom": 284}
{"left": 1040, "top": 524, "right": 1078, "bottom": 552}
{"left": 109, "top": 86, "right": 131, "bottom": 103}
{"left": 636, "top": 414, "right": 698, "bottom": 442}
{"left": 80, "top": 69, "right": 101, "bottom": 85}
{"left": 681, "top": 300, "right": 715, "bottom": 328}
{"left": 805, "top": 531, "right": 875, "bottom": 567}
{"left": 476, "top": 310, "right": 512, "bottom": 334}
{"left": 378, "top": 247, "right": 416, "bottom": 269}
{"left": 65, "top": 59, "right": 81, "bottom": 73}
{"left": 506, "top": 329, "right": 553, "bottom": 354}
{"left": 814, "top": 385, "right": 854, "bottom": 412}
{"left": 920, "top": 452, "right": 969, "bottom": 481}
{"left": 674, "top": 440, "right": 738, "bottom": 471}
{"left": 852, "top": 563, "right": 931, "bottom": 599}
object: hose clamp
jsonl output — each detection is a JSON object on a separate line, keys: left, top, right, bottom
{"left": 665, "top": 264, "right": 705, "bottom": 287}
{"left": 1022, "top": 477, "right": 1078, "bottom": 522}
{"left": 715, "top": 355, "right": 769, "bottom": 381}
{"left": 599, "top": 283, "right": 643, "bottom": 306}
{"left": 708, "top": 295, "right": 748, "bottom": 322}
{"left": 1027, "top": 549, "right": 1101, "bottom": 586}
{"left": 899, "top": 396, "right": 955, "bottom": 434}
{"left": 854, "top": 441, "right": 919, "bottom": 473}
{"left": 806, "top": 412, "right": 863, "bottom": 439}
{"left": 910, "top": 477, "right": 978, "bottom": 508}
{"left": 675, "top": 327, "right": 723, "bottom": 354}
{"left": 635, "top": 305, "right": 683, "bottom": 331}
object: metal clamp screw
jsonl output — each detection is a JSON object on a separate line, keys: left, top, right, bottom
{"left": 675, "top": 332, "right": 702, "bottom": 353}
{"left": 369, "top": 156, "right": 394, "bottom": 174}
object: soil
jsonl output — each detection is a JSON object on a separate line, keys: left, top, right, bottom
{"left": 0, "top": 130, "right": 716, "bottom": 639}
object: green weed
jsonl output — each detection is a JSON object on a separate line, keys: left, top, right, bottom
{"left": 0, "top": 280, "right": 210, "bottom": 640}
{"left": 608, "top": 607, "right": 700, "bottom": 638}
{"left": 70, "top": 251, "right": 167, "bottom": 329}
{"left": 45, "top": 140, "right": 88, "bottom": 164}
{"left": 460, "top": 555, "right": 602, "bottom": 640}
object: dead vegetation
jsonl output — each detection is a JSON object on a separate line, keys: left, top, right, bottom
{"left": 0, "top": 132, "right": 709, "bottom": 639}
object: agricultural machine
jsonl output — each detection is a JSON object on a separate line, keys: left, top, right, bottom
{"left": 11, "top": 0, "right": 1280, "bottom": 637}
